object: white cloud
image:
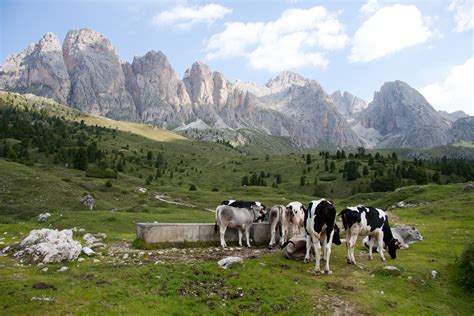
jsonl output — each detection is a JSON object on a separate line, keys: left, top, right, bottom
{"left": 349, "top": 4, "right": 431, "bottom": 63}
{"left": 448, "top": 0, "right": 474, "bottom": 32}
{"left": 360, "top": 0, "right": 379, "bottom": 15}
{"left": 205, "top": 6, "right": 348, "bottom": 72}
{"left": 152, "top": 3, "right": 232, "bottom": 30}
{"left": 421, "top": 57, "right": 474, "bottom": 115}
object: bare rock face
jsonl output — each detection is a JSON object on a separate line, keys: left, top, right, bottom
{"left": 0, "top": 32, "right": 70, "bottom": 104}
{"left": 449, "top": 116, "right": 474, "bottom": 143}
{"left": 123, "top": 50, "right": 192, "bottom": 128}
{"left": 331, "top": 90, "right": 368, "bottom": 119}
{"left": 63, "top": 28, "right": 137, "bottom": 120}
{"left": 357, "top": 81, "right": 451, "bottom": 148}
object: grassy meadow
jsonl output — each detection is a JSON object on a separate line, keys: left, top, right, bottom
{"left": 0, "top": 92, "right": 473, "bottom": 314}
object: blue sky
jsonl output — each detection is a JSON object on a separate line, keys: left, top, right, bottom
{"left": 1, "top": 0, "right": 473, "bottom": 114}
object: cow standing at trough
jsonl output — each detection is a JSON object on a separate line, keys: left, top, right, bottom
{"left": 268, "top": 202, "right": 306, "bottom": 248}
{"left": 221, "top": 200, "right": 267, "bottom": 222}
{"left": 214, "top": 205, "right": 262, "bottom": 248}
{"left": 304, "top": 199, "right": 340, "bottom": 275}
{"left": 339, "top": 206, "right": 400, "bottom": 264}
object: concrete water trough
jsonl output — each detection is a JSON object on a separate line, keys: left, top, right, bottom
{"left": 136, "top": 223, "right": 272, "bottom": 245}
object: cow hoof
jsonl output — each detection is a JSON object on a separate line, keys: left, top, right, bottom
{"left": 346, "top": 259, "right": 352, "bottom": 264}
{"left": 325, "top": 270, "right": 333, "bottom": 275}
{"left": 314, "top": 270, "right": 321, "bottom": 276}
{"left": 369, "top": 257, "right": 374, "bottom": 261}
{"left": 304, "top": 258, "right": 310, "bottom": 264}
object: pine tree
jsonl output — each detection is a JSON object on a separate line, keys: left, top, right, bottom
{"left": 330, "top": 160, "right": 336, "bottom": 173}
{"left": 306, "top": 154, "right": 312, "bottom": 164}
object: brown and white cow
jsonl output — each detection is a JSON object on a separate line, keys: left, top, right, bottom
{"left": 268, "top": 205, "right": 291, "bottom": 248}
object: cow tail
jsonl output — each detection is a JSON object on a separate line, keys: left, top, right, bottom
{"left": 338, "top": 209, "right": 349, "bottom": 230}
{"left": 214, "top": 222, "right": 218, "bottom": 233}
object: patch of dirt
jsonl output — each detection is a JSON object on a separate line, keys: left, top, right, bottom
{"left": 96, "top": 280, "right": 111, "bottom": 287}
{"left": 75, "top": 273, "right": 95, "bottom": 279}
{"left": 32, "top": 283, "right": 56, "bottom": 290}
{"left": 314, "top": 293, "right": 358, "bottom": 315}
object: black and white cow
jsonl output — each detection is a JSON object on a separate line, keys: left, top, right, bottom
{"left": 303, "top": 199, "right": 340, "bottom": 275}
{"left": 363, "top": 225, "right": 423, "bottom": 251}
{"left": 339, "top": 206, "right": 400, "bottom": 264}
{"left": 221, "top": 200, "right": 267, "bottom": 222}
{"left": 214, "top": 205, "right": 261, "bottom": 248}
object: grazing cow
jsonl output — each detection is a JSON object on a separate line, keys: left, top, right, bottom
{"left": 221, "top": 200, "right": 267, "bottom": 222}
{"left": 268, "top": 205, "right": 291, "bottom": 247}
{"left": 363, "top": 226, "right": 423, "bottom": 251}
{"left": 214, "top": 205, "right": 261, "bottom": 248}
{"left": 286, "top": 201, "right": 306, "bottom": 236}
{"left": 304, "top": 199, "right": 340, "bottom": 275}
{"left": 339, "top": 206, "right": 400, "bottom": 264}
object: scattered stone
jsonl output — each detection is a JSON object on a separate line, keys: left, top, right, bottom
{"left": 463, "top": 182, "right": 474, "bottom": 192}
{"left": 83, "top": 233, "right": 107, "bottom": 245}
{"left": 37, "top": 213, "right": 51, "bottom": 223}
{"left": 138, "top": 251, "right": 145, "bottom": 257}
{"left": 375, "top": 266, "right": 401, "bottom": 276}
{"left": 396, "top": 201, "right": 417, "bottom": 208}
{"left": 77, "top": 258, "right": 85, "bottom": 262}
{"left": 155, "top": 260, "right": 164, "bottom": 264}
{"left": 32, "top": 283, "right": 55, "bottom": 290}
{"left": 82, "top": 247, "right": 95, "bottom": 257}
{"left": 431, "top": 270, "right": 438, "bottom": 280}
{"left": 31, "top": 296, "right": 53, "bottom": 301}
{"left": 57, "top": 266, "right": 68, "bottom": 272}
{"left": 93, "top": 259, "right": 101, "bottom": 263}
{"left": 14, "top": 229, "right": 82, "bottom": 263}
{"left": 90, "top": 243, "right": 106, "bottom": 249}
{"left": 218, "top": 256, "right": 244, "bottom": 269}
{"left": 137, "top": 187, "right": 147, "bottom": 194}
{"left": 122, "top": 254, "right": 129, "bottom": 259}
{"left": 41, "top": 267, "right": 48, "bottom": 272}
{"left": 384, "top": 266, "right": 400, "bottom": 271}
{"left": 80, "top": 194, "right": 95, "bottom": 210}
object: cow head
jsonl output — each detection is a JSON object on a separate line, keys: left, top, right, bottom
{"left": 407, "top": 227, "right": 423, "bottom": 242}
{"left": 332, "top": 223, "right": 342, "bottom": 245}
{"left": 253, "top": 203, "right": 268, "bottom": 222}
{"left": 388, "top": 238, "right": 401, "bottom": 259}
{"left": 286, "top": 205, "right": 295, "bottom": 217}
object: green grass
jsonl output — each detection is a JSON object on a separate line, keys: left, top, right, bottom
{"left": 0, "top": 92, "right": 473, "bottom": 314}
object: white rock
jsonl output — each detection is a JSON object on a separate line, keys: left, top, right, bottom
{"left": 57, "top": 266, "right": 68, "bottom": 272}
{"left": 31, "top": 296, "right": 53, "bottom": 301}
{"left": 383, "top": 266, "right": 400, "bottom": 271}
{"left": 218, "top": 256, "right": 244, "bottom": 269}
{"left": 122, "top": 254, "right": 129, "bottom": 259}
{"left": 138, "top": 187, "right": 147, "bottom": 194}
{"left": 14, "top": 229, "right": 82, "bottom": 263}
{"left": 77, "top": 258, "right": 85, "bottom": 262}
{"left": 138, "top": 251, "right": 145, "bottom": 257}
{"left": 431, "top": 270, "right": 438, "bottom": 280}
{"left": 93, "top": 259, "right": 100, "bottom": 263}
{"left": 37, "top": 213, "right": 51, "bottom": 223}
{"left": 82, "top": 247, "right": 95, "bottom": 256}
{"left": 41, "top": 267, "right": 48, "bottom": 272}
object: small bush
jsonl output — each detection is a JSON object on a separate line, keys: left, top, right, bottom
{"left": 86, "top": 166, "right": 117, "bottom": 179}
{"left": 189, "top": 184, "right": 197, "bottom": 191}
{"left": 105, "top": 180, "right": 112, "bottom": 187}
{"left": 211, "top": 188, "right": 219, "bottom": 192}
{"left": 457, "top": 243, "right": 474, "bottom": 289}
{"left": 320, "top": 175, "right": 337, "bottom": 181}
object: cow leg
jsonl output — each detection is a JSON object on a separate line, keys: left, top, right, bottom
{"left": 321, "top": 238, "right": 327, "bottom": 262}
{"left": 280, "top": 224, "right": 288, "bottom": 246}
{"left": 245, "top": 226, "right": 251, "bottom": 248}
{"left": 313, "top": 238, "right": 322, "bottom": 275}
{"left": 237, "top": 228, "right": 243, "bottom": 247}
{"left": 349, "top": 233, "right": 358, "bottom": 265}
{"left": 304, "top": 235, "right": 312, "bottom": 263}
{"left": 324, "top": 242, "right": 332, "bottom": 274}
{"left": 377, "top": 232, "right": 386, "bottom": 261}
{"left": 269, "top": 221, "right": 277, "bottom": 247}
{"left": 368, "top": 236, "right": 375, "bottom": 260}
{"left": 345, "top": 231, "right": 352, "bottom": 264}
{"left": 219, "top": 225, "right": 228, "bottom": 248}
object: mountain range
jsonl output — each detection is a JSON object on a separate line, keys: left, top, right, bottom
{"left": 0, "top": 28, "right": 472, "bottom": 150}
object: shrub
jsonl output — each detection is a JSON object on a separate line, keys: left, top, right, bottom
{"left": 105, "top": 180, "right": 112, "bottom": 187}
{"left": 189, "top": 184, "right": 197, "bottom": 191}
{"left": 86, "top": 166, "right": 117, "bottom": 179}
{"left": 320, "top": 175, "right": 337, "bottom": 181}
{"left": 211, "top": 188, "right": 219, "bottom": 192}
{"left": 457, "top": 243, "right": 474, "bottom": 289}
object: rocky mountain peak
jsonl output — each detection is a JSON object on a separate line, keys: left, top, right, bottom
{"left": 265, "top": 71, "right": 309, "bottom": 92}
{"left": 331, "top": 90, "right": 368, "bottom": 118}
{"left": 183, "top": 61, "right": 216, "bottom": 105}
{"left": 0, "top": 31, "right": 70, "bottom": 104}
